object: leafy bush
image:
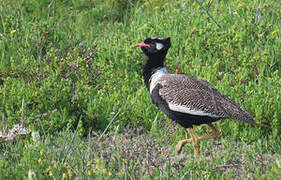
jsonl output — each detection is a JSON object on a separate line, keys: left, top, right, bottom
{"left": 0, "top": 0, "right": 280, "bottom": 138}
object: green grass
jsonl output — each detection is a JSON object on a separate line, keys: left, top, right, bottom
{"left": 0, "top": 0, "right": 281, "bottom": 179}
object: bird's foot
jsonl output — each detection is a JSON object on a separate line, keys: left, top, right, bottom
{"left": 175, "top": 139, "right": 192, "bottom": 153}
{"left": 203, "top": 124, "right": 222, "bottom": 138}
{"left": 193, "top": 145, "right": 199, "bottom": 156}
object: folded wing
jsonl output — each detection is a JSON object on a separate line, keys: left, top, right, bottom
{"left": 157, "top": 74, "right": 255, "bottom": 124}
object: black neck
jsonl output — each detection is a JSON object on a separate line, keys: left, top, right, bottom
{"left": 142, "top": 53, "right": 167, "bottom": 89}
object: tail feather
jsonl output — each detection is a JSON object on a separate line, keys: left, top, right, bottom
{"left": 217, "top": 94, "right": 256, "bottom": 125}
{"left": 229, "top": 106, "right": 256, "bottom": 124}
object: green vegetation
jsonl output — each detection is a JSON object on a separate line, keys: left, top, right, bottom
{"left": 0, "top": 0, "right": 280, "bottom": 179}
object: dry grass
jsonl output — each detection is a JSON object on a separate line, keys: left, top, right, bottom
{"left": 91, "top": 119, "right": 278, "bottom": 179}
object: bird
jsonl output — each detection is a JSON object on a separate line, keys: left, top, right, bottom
{"left": 135, "top": 36, "right": 257, "bottom": 155}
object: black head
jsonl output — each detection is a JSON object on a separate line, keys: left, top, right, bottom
{"left": 136, "top": 37, "right": 171, "bottom": 89}
{"left": 136, "top": 36, "right": 171, "bottom": 59}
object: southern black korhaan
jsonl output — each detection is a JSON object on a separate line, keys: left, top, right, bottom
{"left": 136, "top": 36, "right": 256, "bottom": 155}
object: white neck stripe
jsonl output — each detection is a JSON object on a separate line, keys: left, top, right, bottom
{"left": 149, "top": 67, "right": 168, "bottom": 93}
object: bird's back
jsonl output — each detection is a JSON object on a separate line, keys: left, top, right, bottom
{"left": 154, "top": 74, "right": 255, "bottom": 124}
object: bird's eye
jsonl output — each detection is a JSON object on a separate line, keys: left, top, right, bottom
{"left": 155, "top": 42, "right": 164, "bottom": 50}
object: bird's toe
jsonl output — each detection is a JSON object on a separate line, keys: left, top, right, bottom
{"left": 175, "top": 142, "right": 183, "bottom": 153}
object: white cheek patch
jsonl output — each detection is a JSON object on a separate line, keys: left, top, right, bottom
{"left": 156, "top": 42, "right": 164, "bottom": 50}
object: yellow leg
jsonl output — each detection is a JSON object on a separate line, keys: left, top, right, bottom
{"left": 175, "top": 128, "right": 198, "bottom": 155}
{"left": 175, "top": 124, "right": 222, "bottom": 155}
{"left": 198, "top": 123, "right": 222, "bottom": 141}
{"left": 175, "top": 136, "right": 192, "bottom": 153}
{"left": 188, "top": 128, "right": 199, "bottom": 155}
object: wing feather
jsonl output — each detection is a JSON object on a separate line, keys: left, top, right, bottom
{"left": 155, "top": 74, "right": 255, "bottom": 123}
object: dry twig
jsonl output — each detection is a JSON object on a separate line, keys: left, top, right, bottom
{"left": 0, "top": 99, "right": 29, "bottom": 142}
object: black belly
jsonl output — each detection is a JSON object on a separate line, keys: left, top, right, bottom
{"left": 151, "top": 84, "right": 221, "bottom": 128}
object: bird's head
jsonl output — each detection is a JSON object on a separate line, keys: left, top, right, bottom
{"left": 136, "top": 36, "right": 171, "bottom": 60}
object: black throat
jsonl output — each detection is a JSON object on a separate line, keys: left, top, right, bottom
{"left": 142, "top": 53, "right": 167, "bottom": 90}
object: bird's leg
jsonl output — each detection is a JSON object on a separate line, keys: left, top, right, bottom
{"left": 176, "top": 124, "right": 222, "bottom": 155}
{"left": 175, "top": 138, "right": 192, "bottom": 153}
{"left": 187, "top": 128, "right": 199, "bottom": 155}
{"left": 175, "top": 128, "right": 199, "bottom": 155}
{"left": 197, "top": 123, "right": 222, "bottom": 141}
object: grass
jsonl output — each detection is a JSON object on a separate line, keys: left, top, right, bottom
{"left": 0, "top": 0, "right": 281, "bottom": 179}
{"left": 1, "top": 122, "right": 281, "bottom": 179}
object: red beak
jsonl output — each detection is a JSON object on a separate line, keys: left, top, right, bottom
{"left": 135, "top": 42, "right": 150, "bottom": 47}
